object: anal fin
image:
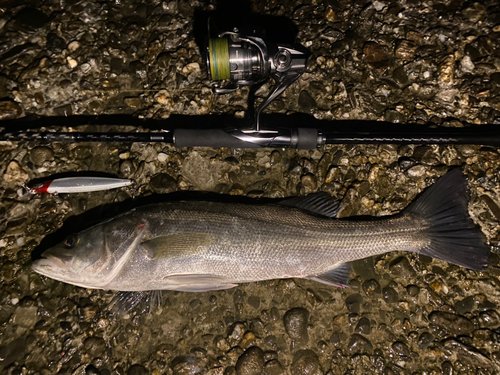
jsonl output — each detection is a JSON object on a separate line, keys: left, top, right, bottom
{"left": 306, "top": 262, "right": 352, "bottom": 288}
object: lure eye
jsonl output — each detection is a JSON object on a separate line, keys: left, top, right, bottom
{"left": 64, "top": 235, "right": 78, "bottom": 249}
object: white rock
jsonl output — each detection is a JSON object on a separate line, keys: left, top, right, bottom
{"left": 68, "top": 40, "right": 80, "bottom": 52}
{"left": 460, "top": 55, "right": 475, "bottom": 73}
{"left": 67, "top": 56, "right": 78, "bottom": 69}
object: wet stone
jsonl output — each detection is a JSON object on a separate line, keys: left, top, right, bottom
{"left": 263, "top": 359, "right": 284, "bottom": 375}
{"left": 345, "top": 294, "right": 363, "bottom": 314}
{"left": 363, "top": 42, "right": 387, "bottom": 63}
{"left": 398, "top": 157, "right": 415, "bottom": 171}
{"left": 355, "top": 317, "right": 371, "bottom": 334}
{"left": 83, "top": 337, "right": 106, "bottom": 357}
{"left": 428, "top": 311, "right": 474, "bottom": 335}
{"left": 417, "top": 332, "right": 434, "bottom": 350}
{"left": 394, "top": 39, "right": 416, "bottom": 60}
{"left": 120, "top": 160, "right": 135, "bottom": 178}
{"left": 247, "top": 296, "right": 260, "bottom": 309}
{"left": 389, "top": 257, "right": 415, "bottom": 278}
{"left": 348, "top": 334, "right": 373, "bottom": 354}
{"left": 406, "top": 285, "right": 420, "bottom": 297}
{"left": 0, "top": 100, "right": 22, "bottom": 120}
{"left": 30, "top": 146, "right": 54, "bottom": 166}
{"left": 283, "top": 308, "right": 309, "bottom": 343}
{"left": 12, "top": 306, "right": 37, "bottom": 328}
{"left": 407, "top": 165, "right": 426, "bottom": 178}
{"left": 382, "top": 287, "right": 398, "bottom": 304}
{"left": 236, "top": 347, "right": 264, "bottom": 375}
{"left": 391, "top": 341, "right": 410, "bottom": 358}
{"left": 150, "top": 173, "right": 177, "bottom": 194}
{"left": 291, "top": 350, "right": 319, "bottom": 375}
{"left": 46, "top": 32, "right": 66, "bottom": 53}
{"left": 127, "top": 364, "right": 148, "bottom": 375}
{"left": 362, "top": 279, "right": 381, "bottom": 296}
{"left": 171, "top": 355, "right": 207, "bottom": 375}
{"left": 454, "top": 296, "right": 475, "bottom": 315}
{"left": 298, "top": 91, "right": 317, "bottom": 113}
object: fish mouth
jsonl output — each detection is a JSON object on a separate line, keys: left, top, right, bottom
{"left": 31, "top": 255, "right": 97, "bottom": 289}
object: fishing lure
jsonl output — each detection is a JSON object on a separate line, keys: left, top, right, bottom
{"left": 28, "top": 177, "right": 133, "bottom": 194}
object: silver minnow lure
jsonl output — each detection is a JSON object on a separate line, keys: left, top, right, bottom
{"left": 29, "top": 177, "right": 133, "bottom": 194}
{"left": 31, "top": 169, "right": 489, "bottom": 292}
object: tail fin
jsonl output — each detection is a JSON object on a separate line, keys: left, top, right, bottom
{"left": 407, "top": 168, "right": 489, "bottom": 271}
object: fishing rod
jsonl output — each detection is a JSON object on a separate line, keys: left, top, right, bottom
{"left": 1, "top": 27, "right": 499, "bottom": 149}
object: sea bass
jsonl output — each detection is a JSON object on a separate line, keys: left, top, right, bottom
{"left": 32, "top": 169, "right": 490, "bottom": 292}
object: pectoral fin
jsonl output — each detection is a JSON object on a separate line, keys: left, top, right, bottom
{"left": 163, "top": 274, "right": 238, "bottom": 292}
{"left": 306, "top": 262, "right": 352, "bottom": 287}
{"left": 141, "top": 233, "right": 215, "bottom": 259}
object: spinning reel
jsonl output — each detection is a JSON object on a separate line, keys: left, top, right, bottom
{"left": 206, "top": 27, "right": 310, "bottom": 132}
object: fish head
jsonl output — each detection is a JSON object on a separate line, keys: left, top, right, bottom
{"left": 32, "top": 225, "right": 109, "bottom": 289}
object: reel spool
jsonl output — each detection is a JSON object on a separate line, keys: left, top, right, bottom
{"left": 206, "top": 30, "right": 310, "bottom": 130}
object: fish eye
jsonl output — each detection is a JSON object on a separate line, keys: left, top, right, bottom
{"left": 64, "top": 235, "right": 78, "bottom": 249}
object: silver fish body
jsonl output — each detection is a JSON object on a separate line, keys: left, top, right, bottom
{"left": 32, "top": 169, "right": 490, "bottom": 292}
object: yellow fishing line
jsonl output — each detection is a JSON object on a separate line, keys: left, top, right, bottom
{"left": 209, "top": 38, "right": 230, "bottom": 80}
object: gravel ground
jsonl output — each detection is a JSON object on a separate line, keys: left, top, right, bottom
{"left": 1, "top": 0, "right": 500, "bottom": 374}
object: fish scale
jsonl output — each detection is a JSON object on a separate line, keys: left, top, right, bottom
{"left": 101, "top": 202, "right": 427, "bottom": 291}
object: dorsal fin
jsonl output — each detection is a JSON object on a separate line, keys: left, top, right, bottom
{"left": 280, "top": 192, "right": 341, "bottom": 218}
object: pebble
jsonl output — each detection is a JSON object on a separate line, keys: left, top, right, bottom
{"left": 355, "top": 317, "right": 371, "bottom": 334}
{"left": 263, "top": 359, "right": 285, "bottom": 375}
{"left": 4, "top": 161, "right": 29, "bottom": 183}
{"left": 439, "top": 55, "right": 455, "bottom": 84}
{"left": 348, "top": 334, "right": 373, "bottom": 354}
{"left": 407, "top": 165, "right": 426, "bottom": 177}
{"left": 283, "top": 308, "right": 309, "bottom": 343}
{"left": 127, "top": 364, "right": 148, "bottom": 375}
{"left": 345, "top": 294, "right": 363, "bottom": 314}
{"left": 391, "top": 341, "right": 410, "bottom": 357}
{"left": 480, "top": 195, "right": 500, "bottom": 221}
{"left": 269, "top": 151, "right": 282, "bottom": 166}
{"left": 30, "top": 146, "right": 54, "bottom": 166}
{"left": 389, "top": 257, "right": 415, "bottom": 278}
{"left": 363, "top": 42, "right": 387, "bottom": 63}
{"left": 67, "top": 56, "right": 78, "bottom": 68}
{"left": 298, "top": 91, "right": 317, "bottom": 113}
{"left": 301, "top": 174, "right": 317, "bottom": 193}
{"left": 83, "top": 337, "right": 106, "bottom": 357}
{"left": 442, "top": 339, "right": 492, "bottom": 367}
{"left": 406, "top": 285, "right": 420, "bottom": 297}
{"left": 124, "top": 97, "right": 142, "bottom": 109}
{"left": 362, "top": 279, "right": 380, "bottom": 296}
{"left": 119, "top": 160, "right": 135, "bottom": 177}
{"left": 68, "top": 40, "right": 80, "bottom": 52}
{"left": 229, "top": 322, "right": 246, "bottom": 345}
{"left": 382, "top": 287, "right": 399, "bottom": 304}
{"left": 0, "top": 100, "right": 22, "bottom": 120}
{"left": 428, "top": 311, "right": 474, "bottom": 335}
{"left": 291, "top": 350, "right": 319, "bottom": 375}
{"left": 12, "top": 306, "right": 38, "bottom": 328}
{"left": 170, "top": 355, "right": 207, "bottom": 375}
{"left": 150, "top": 173, "right": 177, "bottom": 194}
{"left": 394, "top": 39, "right": 416, "bottom": 60}
{"left": 235, "top": 347, "right": 264, "bottom": 375}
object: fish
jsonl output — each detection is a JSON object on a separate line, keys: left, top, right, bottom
{"left": 31, "top": 169, "right": 490, "bottom": 292}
